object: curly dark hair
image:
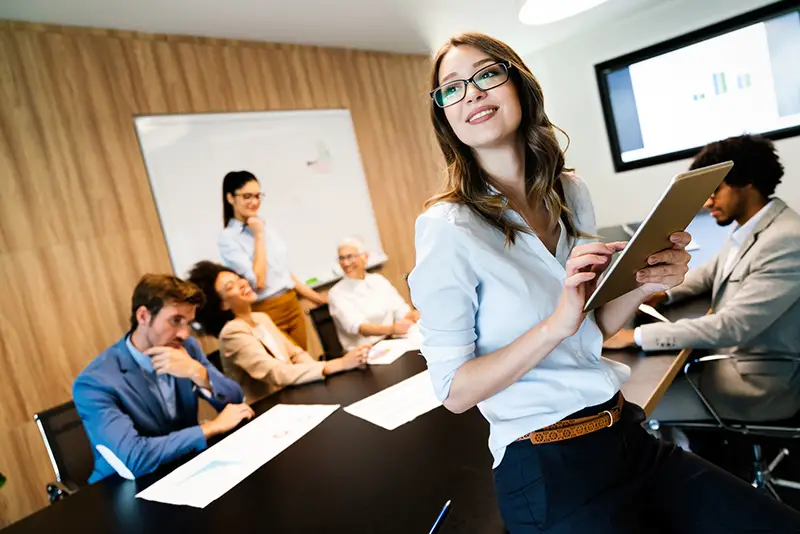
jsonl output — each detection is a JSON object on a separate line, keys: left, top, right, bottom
{"left": 187, "top": 261, "right": 239, "bottom": 337}
{"left": 690, "top": 134, "right": 784, "bottom": 198}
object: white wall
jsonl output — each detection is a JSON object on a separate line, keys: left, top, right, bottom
{"left": 525, "top": 0, "right": 800, "bottom": 227}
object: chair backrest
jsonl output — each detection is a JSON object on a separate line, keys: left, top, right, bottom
{"left": 206, "top": 350, "right": 223, "bottom": 373}
{"left": 33, "top": 401, "right": 94, "bottom": 491}
{"left": 308, "top": 304, "right": 344, "bottom": 360}
{"left": 681, "top": 354, "right": 800, "bottom": 438}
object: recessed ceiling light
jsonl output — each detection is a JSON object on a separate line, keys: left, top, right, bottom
{"left": 519, "top": 0, "right": 611, "bottom": 26}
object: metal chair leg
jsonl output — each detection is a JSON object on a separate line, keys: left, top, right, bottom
{"left": 752, "top": 444, "right": 765, "bottom": 489}
{"left": 768, "top": 448, "right": 790, "bottom": 472}
{"left": 773, "top": 478, "right": 800, "bottom": 491}
{"left": 765, "top": 481, "right": 783, "bottom": 502}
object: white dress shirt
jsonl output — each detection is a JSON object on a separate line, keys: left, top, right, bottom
{"left": 633, "top": 200, "right": 774, "bottom": 346}
{"left": 328, "top": 273, "right": 411, "bottom": 349}
{"left": 218, "top": 219, "right": 295, "bottom": 301}
{"left": 409, "top": 174, "right": 630, "bottom": 468}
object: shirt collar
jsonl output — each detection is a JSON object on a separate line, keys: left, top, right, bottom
{"left": 126, "top": 335, "right": 155, "bottom": 374}
{"left": 730, "top": 200, "right": 773, "bottom": 246}
{"left": 227, "top": 218, "right": 249, "bottom": 233}
{"left": 341, "top": 273, "right": 369, "bottom": 286}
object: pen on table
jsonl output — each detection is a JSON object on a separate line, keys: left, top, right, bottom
{"left": 428, "top": 499, "right": 451, "bottom": 534}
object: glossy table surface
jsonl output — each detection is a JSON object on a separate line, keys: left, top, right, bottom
{"left": 6, "top": 221, "right": 720, "bottom": 533}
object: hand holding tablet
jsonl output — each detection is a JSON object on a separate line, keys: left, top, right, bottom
{"left": 583, "top": 161, "right": 733, "bottom": 312}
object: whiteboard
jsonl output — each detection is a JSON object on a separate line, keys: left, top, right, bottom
{"left": 134, "top": 110, "right": 387, "bottom": 287}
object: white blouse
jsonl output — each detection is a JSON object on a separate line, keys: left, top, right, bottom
{"left": 328, "top": 273, "right": 411, "bottom": 349}
{"left": 408, "top": 174, "right": 630, "bottom": 468}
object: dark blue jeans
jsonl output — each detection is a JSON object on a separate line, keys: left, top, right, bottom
{"left": 494, "top": 396, "right": 800, "bottom": 533}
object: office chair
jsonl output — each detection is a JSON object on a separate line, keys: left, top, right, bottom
{"left": 33, "top": 401, "right": 94, "bottom": 503}
{"left": 657, "top": 354, "right": 800, "bottom": 501}
{"left": 206, "top": 349, "right": 223, "bottom": 373}
{"left": 307, "top": 304, "right": 344, "bottom": 360}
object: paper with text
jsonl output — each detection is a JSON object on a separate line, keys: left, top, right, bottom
{"left": 136, "top": 404, "right": 339, "bottom": 508}
{"left": 638, "top": 303, "right": 671, "bottom": 323}
{"left": 344, "top": 371, "right": 441, "bottom": 430}
{"left": 368, "top": 324, "right": 421, "bottom": 365}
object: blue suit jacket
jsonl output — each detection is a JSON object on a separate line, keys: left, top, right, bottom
{"left": 73, "top": 336, "right": 244, "bottom": 483}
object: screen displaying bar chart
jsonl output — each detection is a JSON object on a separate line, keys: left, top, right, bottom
{"left": 600, "top": 7, "right": 800, "bottom": 167}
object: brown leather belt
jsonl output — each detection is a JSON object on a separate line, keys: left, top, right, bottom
{"left": 516, "top": 394, "right": 625, "bottom": 445}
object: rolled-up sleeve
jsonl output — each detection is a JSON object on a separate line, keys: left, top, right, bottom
{"left": 328, "top": 292, "right": 367, "bottom": 336}
{"left": 408, "top": 211, "right": 479, "bottom": 403}
{"left": 218, "top": 231, "right": 258, "bottom": 290}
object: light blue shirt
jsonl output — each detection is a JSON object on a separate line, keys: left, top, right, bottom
{"left": 125, "top": 337, "right": 178, "bottom": 421}
{"left": 218, "top": 218, "right": 295, "bottom": 301}
{"left": 409, "top": 174, "right": 630, "bottom": 468}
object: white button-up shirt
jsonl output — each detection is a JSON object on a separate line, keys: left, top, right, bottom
{"left": 409, "top": 174, "right": 630, "bottom": 468}
{"left": 218, "top": 219, "right": 295, "bottom": 301}
{"left": 721, "top": 199, "right": 774, "bottom": 278}
{"left": 328, "top": 273, "right": 411, "bottom": 349}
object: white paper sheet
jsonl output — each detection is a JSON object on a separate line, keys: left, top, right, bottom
{"left": 344, "top": 371, "right": 441, "bottom": 430}
{"left": 638, "top": 303, "right": 671, "bottom": 323}
{"left": 136, "top": 404, "right": 339, "bottom": 508}
{"left": 367, "top": 323, "right": 421, "bottom": 365}
{"left": 368, "top": 339, "right": 418, "bottom": 365}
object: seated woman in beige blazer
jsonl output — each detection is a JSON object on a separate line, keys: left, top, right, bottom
{"left": 189, "top": 261, "right": 370, "bottom": 403}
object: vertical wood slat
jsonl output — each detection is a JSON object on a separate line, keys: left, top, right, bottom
{"left": 0, "top": 21, "right": 439, "bottom": 527}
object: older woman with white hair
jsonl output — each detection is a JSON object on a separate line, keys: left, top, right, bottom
{"left": 328, "top": 237, "right": 419, "bottom": 350}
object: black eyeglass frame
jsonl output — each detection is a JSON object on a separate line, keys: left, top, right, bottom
{"left": 430, "top": 61, "right": 512, "bottom": 109}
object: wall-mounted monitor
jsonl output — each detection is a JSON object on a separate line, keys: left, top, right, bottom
{"left": 595, "top": 0, "right": 800, "bottom": 172}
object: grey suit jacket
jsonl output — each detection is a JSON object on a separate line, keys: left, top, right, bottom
{"left": 640, "top": 198, "right": 800, "bottom": 420}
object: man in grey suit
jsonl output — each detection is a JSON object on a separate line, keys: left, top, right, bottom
{"left": 605, "top": 134, "right": 800, "bottom": 422}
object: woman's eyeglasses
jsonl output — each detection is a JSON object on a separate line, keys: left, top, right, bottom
{"left": 430, "top": 61, "right": 511, "bottom": 109}
{"left": 236, "top": 193, "right": 265, "bottom": 201}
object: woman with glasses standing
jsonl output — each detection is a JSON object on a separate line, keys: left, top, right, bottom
{"left": 218, "top": 171, "right": 326, "bottom": 350}
{"left": 408, "top": 33, "right": 800, "bottom": 533}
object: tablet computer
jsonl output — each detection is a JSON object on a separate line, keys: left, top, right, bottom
{"left": 583, "top": 161, "right": 733, "bottom": 312}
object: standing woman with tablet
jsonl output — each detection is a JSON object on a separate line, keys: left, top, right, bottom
{"left": 218, "top": 171, "right": 326, "bottom": 350}
{"left": 408, "top": 33, "right": 800, "bottom": 533}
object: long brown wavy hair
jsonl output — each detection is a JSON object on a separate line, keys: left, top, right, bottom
{"left": 426, "top": 32, "right": 579, "bottom": 245}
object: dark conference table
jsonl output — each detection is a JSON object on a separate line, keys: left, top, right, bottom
{"left": 5, "top": 297, "right": 709, "bottom": 534}
{"left": 6, "top": 219, "right": 718, "bottom": 533}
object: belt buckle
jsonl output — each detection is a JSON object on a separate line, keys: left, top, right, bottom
{"left": 602, "top": 409, "right": 615, "bottom": 428}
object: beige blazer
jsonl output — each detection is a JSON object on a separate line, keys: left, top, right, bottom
{"left": 641, "top": 199, "right": 800, "bottom": 420}
{"left": 219, "top": 312, "right": 325, "bottom": 403}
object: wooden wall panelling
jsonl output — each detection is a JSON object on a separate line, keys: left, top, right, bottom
{"left": 0, "top": 21, "right": 439, "bottom": 527}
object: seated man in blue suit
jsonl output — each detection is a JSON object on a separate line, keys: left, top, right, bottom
{"left": 74, "top": 274, "right": 254, "bottom": 483}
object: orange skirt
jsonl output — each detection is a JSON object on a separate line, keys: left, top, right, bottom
{"left": 252, "top": 289, "right": 308, "bottom": 350}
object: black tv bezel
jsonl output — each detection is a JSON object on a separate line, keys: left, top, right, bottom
{"left": 595, "top": 0, "right": 800, "bottom": 173}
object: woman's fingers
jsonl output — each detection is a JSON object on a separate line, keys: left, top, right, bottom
{"left": 647, "top": 247, "right": 690, "bottom": 266}
{"left": 636, "top": 263, "right": 689, "bottom": 284}
{"left": 564, "top": 271, "right": 596, "bottom": 288}
{"left": 669, "top": 231, "right": 692, "bottom": 249}
{"left": 566, "top": 254, "right": 608, "bottom": 276}
{"left": 571, "top": 241, "right": 625, "bottom": 259}
{"left": 605, "top": 241, "right": 628, "bottom": 252}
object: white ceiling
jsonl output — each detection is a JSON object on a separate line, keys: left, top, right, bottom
{"left": 0, "top": 0, "right": 670, "bottom": 56}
